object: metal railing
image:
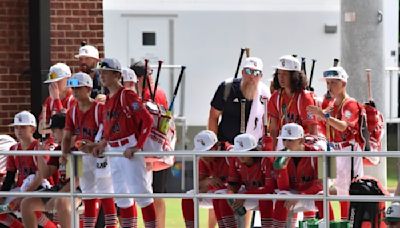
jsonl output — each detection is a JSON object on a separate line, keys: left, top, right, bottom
{"left": 0, "top": 150, "right": 398, "bottom": 228}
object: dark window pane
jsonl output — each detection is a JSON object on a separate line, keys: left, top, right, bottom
{"left": 143, "top": 32, "right": 156, "bottom": 46}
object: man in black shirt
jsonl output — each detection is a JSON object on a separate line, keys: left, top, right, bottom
{"left": 208, "top": 57, "right": 270, "bottom": 144}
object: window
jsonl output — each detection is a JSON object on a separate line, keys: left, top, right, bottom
{"left": 142, "top": 32, "right": 156, "bottom": 46}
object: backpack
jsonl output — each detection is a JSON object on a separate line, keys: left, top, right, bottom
{"left": 348, "top": 158, "right": 388, "bottom": 228}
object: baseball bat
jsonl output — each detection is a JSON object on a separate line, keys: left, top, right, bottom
{"left": 245, "top": 48, "right": 250, "bottom": 58}
{"left": 142, "top": 59, "right": 149, "bottom": 99}
{"left": 152, "top": 60, "right": 163, "bottom": 101}
{"left": 234, "top": 48, "right": 246, "bottom": 79}
{"left": 333, "top": 58, "right": 339, "bottom": 67}
{"left": 301, "top": 57, "right": 307, "bottom": 76}
{"left": 168, "top": 66, "right": 186, "bottom": 111}
{"left": 307, "top": 59, "right": 316, "bottom": 91}
{"left": 365, "top": 69, "right": 376, "bottom": 107}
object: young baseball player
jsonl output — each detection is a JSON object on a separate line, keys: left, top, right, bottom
{"left": 0, "top": 111, "right": 56, "bottom": 228}
{"left": 21, "top": 113, "right": 78, "bottom": 228}
{"left": 61, "top": 72, "right": 117, "bottom": 228}
{"left": 122, "top": 67, "right": 138, "bottom": 92}
{"left": 39, "top": 63, "right": 74, "bottom": 135}
{"left": 91, "top": 58, "right": 156, "bottom": 228}
{"left": 181, "top": 130, "right": 232, "bottom": 228}
{"left": 268, "top": 55, "right": 317, "bottom": 150}
{"left": 214, "top": 133, "right": 276, "bottom": 228}
{"left": 272, "top": 123, "right": 334, "bottom": 227}
{"left": 307, "top": 66, "right": 363, "bottom": 220}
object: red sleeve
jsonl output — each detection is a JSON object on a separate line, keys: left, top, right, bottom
{"left": 267, "top": 91, "right": 279, "bottom": 119}
{"left": 228, "top": 158, "right": 241, "bottom": 184}
{"left": 300, "top": 179, "right": 323, "bottom": 195}
{"left": 6, "top": 145, "right": 17, "bottom": 172}
{"left": 199, "top": 159, "right": 211, "bottom": 177}
{"left": 64, "top": 108, "right": 74, "bottom": 132}
{"left": 125, "top": 90, "right": 153, "bottom": 149}
{"left": 341, "top": 100, "right": 360, "bottom": 128}
{"left": 299, "top": 92, "right": 317, "bottom": 127}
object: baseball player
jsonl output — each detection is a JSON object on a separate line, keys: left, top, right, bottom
{"left": 131, "top": 61, "right": 173, "bottom": 228}
{"left": 181, "top": 130, "right": 232, "bottom": 228}
{"left": 267, "top": 55, "right": 317, "bottom": 150}
{"left": 214, "top": 133, "right": 276, "bottom": 228}
{"left": 307, "top": 66, "right": 363, "bottom": 220}
{"left": 61, "top": 72, "right": 117, "bottom": 228}
{"left": 272, "top": 123, "right": 334, "bottom": 227}
{"left": 39, "top": 63, "right": 74, "bottom": 135}
{"left": 90, "top": 58, "right": 156, "bottom": 228}
{"left": 122, "top": 67, "right": 138, "bottom": 92}
{"left": 0, "top": 111, "right": 56, "bottom": 228}
{"left": 21, "top": 113, "right": 78, "bottom": 228}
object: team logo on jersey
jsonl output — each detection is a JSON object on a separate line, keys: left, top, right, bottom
{"left": 344, "top": 110, "right": 352, "bottom": 119}
{"left": 131, "top": 102, "right": 140, "bottom": 111}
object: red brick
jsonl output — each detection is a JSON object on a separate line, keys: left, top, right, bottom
{"left": 72, "top": 10, "right": 87, "bottom": 16}
{"left": 80, "top": 2, "right": 96, "bottom": 9}
{"left": 56, "top": 24, "right": 72, "bottom": 30}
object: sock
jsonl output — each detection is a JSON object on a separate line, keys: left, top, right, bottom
{"left": 218, "top": 199, "right": 237, "bottom": 228}
{"left": 120, "top": 205, "right": 137, "bottom": 228}
{"left": 259, "top": 200, "right": 273, "bottom": 227}
{"left": 101, "top": 198, "right": 118, "bottom": 228}
{"left": 340, "top": 201, "right": 350, "bottom": 220}
{"left": 181, "top": 199, "right": 194, "bottom": 228}
{"left": 212, "top": 199, "right": 226, "bottom": 228}
{"left": 141, "top": 203, "right": 157, "bottom": 228}
{"left": 35, "top": 211, "right": 58, "bottom": 228}
{"left": 83, "top": 199, "right": 99, "bottom": 228}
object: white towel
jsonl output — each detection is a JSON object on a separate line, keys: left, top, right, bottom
{"left": 245, "top": 82, "right": 270, "bottom": 140}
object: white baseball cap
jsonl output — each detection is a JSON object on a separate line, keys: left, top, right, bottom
{"left": 386, "top": 202, "right": 400, "bottom": 222}
{"left": 233, "top": 133, "right": 257, "bottom": 152}
{"left": 67, "top": 72, "right": 93, "bottom": 88}
{"left": 278, "top": 123, "right": 304, "bottom": 140}
{"left": 273, "top": 55, "right": 301, "bottom": 72}
{"left": 44, "top": 63, "right": 72, "bottom": 84}
{"left": 122, "top": 67, "right": 138, "bottom": 83}
{"left": 243, "top": 57, "right": 263, "bottom": 72}
{"left": 10, "top": 111, "right": 37, "bottom": 127}
{"left": 193, "top": 130, "right": 218, "bottom": 151}
{"left": 323, "top": 66, "right": 349, "bottom": 82}
{"left": 75, "top": 45, "right": 99, "bottom": 60}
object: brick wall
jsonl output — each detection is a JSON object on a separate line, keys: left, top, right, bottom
{"left": 0, "top": 0, "right": 104, "bottom": 134}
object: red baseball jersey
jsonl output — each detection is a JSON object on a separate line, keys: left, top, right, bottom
{"left": 6, "top": 140, "right": 49, "bottom": 187}
{"left": 276, "top": 145, "right": 321, "bottom": 194}
{"left": 228, "top": 157, "right": 275, "bottom": 194}
{"left": 199, "top": 157, "right": 230, "bottom": 190}
{"left": 322, "top": 97, "right": 360, "bottom": 142}
{"left": 65, "top": 101, "right": 103, "bottom": 142}
{"left": 103, "top": 87, "right": 153, "bottom": 149}
{"left": 268, "top": 89, "right": 317, "bottom": 133}
{"left": 41, "top": 90, "right": 75, "bottom": 124}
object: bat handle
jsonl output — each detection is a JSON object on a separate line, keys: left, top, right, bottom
{"left": 365, "top": 69, "right": 372, "bottom": 102}
{"left": 245, "top": 48, "right": 250, "bottom": 58}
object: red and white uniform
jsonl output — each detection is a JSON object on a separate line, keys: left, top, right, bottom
{"left": 273, "top": 145, "right": 334, "bottom": 226}
{"left": 215, "top": 157, "right": 276, "bottom": 228}
{"left": 268, "top": 89, "right": 317, "bottom": 149}
{"left": 321, "top": 97, "right": 363, "bottom": 196}
{"left": 103, "top": 87, "right": 153, "bottom": 208}
{"left": 41, "top": 90, "right": 75, "bottom": 124}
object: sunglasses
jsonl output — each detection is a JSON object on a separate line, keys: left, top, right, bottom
{"left": 282, "top": 139, "right": 297, "bottom": 142}
{"left": 244, "top": 68, "right": 262, "bottom": 77}
{"left": 323, "top": 70, "right": 339, "bottom": 78}
{"left": 67, "top": 78, "right": 80, "bottom": 87}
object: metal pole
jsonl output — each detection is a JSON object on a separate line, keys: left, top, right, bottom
{"left": 193, "top": 153, "right": 199, "bottom": 228}
{"left": 69, "top": 154, "right": 76, "bottom": 228}
{"left": 323, "top": 154, "right": 329, "bottom": 227}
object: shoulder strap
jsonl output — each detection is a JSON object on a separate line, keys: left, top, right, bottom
{"left": 66, "top": 95, "right": 73, "bottom": 109}
{"left": 223, "top": 79, "right": 234, "bottom": 102}
{"left": 94, "top": 102, "right": 100, "bottom": 127}
{"left": 71, "top": 105, "right": 76, "bottom": 126}
{"left": 120, "top": 89, "right": 126, "bottom": 107}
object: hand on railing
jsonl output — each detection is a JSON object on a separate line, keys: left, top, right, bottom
{"left": 123, "top": 146, "right": 140, "bottom": 159}
{"left": 92, "top": 141, "right": 107, "bottom": 157}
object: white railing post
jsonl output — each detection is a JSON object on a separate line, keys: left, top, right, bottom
{"left": 193, "top": 153, "right": 199, "bottom": 228}
{"left": 69, "top": 153, "right": 76, "bottom": 228}
{"left": 323, "top": 153, "right": 329, "bottom": 227}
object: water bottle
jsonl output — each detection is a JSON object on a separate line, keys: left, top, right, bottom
{"left": 227, "top": 198, "right": 246, "bottom": 216}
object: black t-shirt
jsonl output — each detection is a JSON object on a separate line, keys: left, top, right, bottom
{"left": 211, "top": 78, "right": 253, "bottom": 143}
{"left": 90, "top": 71, "right": 109, "bottom": 99}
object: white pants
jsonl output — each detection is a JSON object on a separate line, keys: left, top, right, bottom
{"left": 334, "top": 144, "right": 364, "bottom": 195}
{"left": 107, "top": 136, "right": 153, "bottom": 208}
{"left": 79, "top": 155, "right": 114, "bottom": 197}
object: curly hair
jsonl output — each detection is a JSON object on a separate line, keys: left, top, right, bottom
{"left": 273, "top": 69, "right": 308, "bottom": 93}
